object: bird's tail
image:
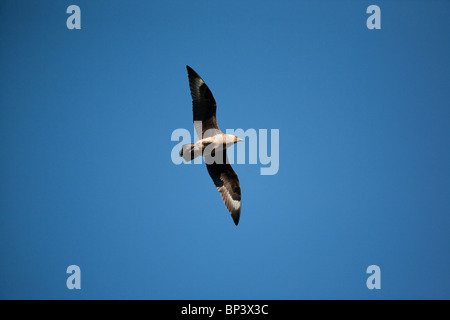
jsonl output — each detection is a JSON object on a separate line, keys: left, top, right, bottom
{"left": 180, "top": 143, "right": 202, "bottom": 161}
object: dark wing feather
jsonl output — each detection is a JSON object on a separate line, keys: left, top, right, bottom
{"left": 205, "top": 151, "right": 241, "bottom": 226}
{"left": 186, "top": 66, "right": 221, "bottom": 138}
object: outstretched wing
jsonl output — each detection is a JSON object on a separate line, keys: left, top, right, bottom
{"left": 186, "top": 65, "right": 221, "bottom": 138}
{"left": 205, "top": 151, "right": 241, "bottom": 226}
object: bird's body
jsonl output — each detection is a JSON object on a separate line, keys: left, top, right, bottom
{"left": 181, "top": 66, "right": 243, "bottom": 225}
{"left": 180, "top": 134, "right": 242, "bottom": 162}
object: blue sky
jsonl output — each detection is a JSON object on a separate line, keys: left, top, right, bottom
{"left": 0, "top": 0, "right": 449, "bottom": 299}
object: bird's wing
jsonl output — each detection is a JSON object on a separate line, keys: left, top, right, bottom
{"left": 205, "top": 151, "right": 241, "bottom": 226}
{"left": 186, "top": 66, "right": 221, "bottom": 138}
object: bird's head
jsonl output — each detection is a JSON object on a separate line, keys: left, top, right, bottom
{"left": 224, "top": 134, "right": 243, "bottom": 147}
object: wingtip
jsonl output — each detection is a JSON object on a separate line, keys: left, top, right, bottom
{"left": 231, "top": 211, "right": 240, "bottom": 226}
{"left": 186, "top": 65, "right": 194, "bottom": 74}
{"left": 186, "top": 65, "right": 202, "bottom": 79}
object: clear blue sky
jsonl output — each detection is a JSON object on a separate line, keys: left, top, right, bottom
{"left": 1, "top": 0, "right": 449, "bottom": 299}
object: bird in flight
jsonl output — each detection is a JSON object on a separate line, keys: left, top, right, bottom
{"left": 180, "top": 66, "right": 243, "bottom": 226}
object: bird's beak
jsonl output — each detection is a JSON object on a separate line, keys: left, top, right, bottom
{"left": 237, "top": 138, "right": 243, "bottom": 142}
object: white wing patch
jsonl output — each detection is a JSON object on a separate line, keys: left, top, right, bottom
{"left": 194, "top": 77, "right": 204, "bottom": 88}
{"left": 217, "top": 186, "right": 241, "bottom": 212}
{"left": 191, "top": 76, "right": 205, "bottom": 138}
{"left": 192, "top": 77, "right": 205, "bottom": 100}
